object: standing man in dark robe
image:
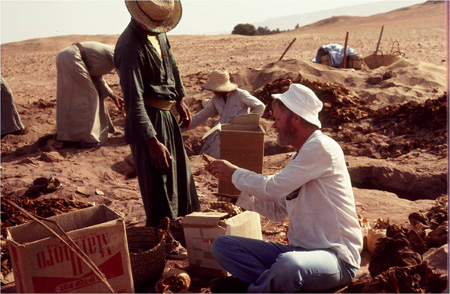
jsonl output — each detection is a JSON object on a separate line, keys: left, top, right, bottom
{"left": 114, "top": 0, "right": 200, "bottom": 259}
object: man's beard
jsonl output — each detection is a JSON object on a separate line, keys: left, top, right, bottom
{"left": 276, "top": 125, "right": 298, "bottom": 147}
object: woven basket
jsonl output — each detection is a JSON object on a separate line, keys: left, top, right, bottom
{"left": 126, "top": 222, "right": 168, "bottom": 286}
{"left": 363, "top": 52, "right": 402, "bottom": 69}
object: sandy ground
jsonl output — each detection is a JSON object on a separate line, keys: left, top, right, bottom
{"left": 1, "top": 1, "right": 448, "bottom": 292}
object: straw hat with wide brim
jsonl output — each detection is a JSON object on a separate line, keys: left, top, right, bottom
{"left": 202, "top": 70, "right": 238, "bottom": 92}
{"left": 125, "top": 0, "right": 182, "bottom": 33}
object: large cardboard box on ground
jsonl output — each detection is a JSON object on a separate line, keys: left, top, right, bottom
{"left": 219, "top": 113, "right": 265, "bottom": 195}
{"left": 181, "top": 211, "right": 262, "bottom": 277}
{"left": 6, "top": 205, "right": 134, "bottom": 293}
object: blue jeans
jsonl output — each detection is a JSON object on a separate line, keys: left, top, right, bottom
{"left": 211, "top": 236, "right": 358, "bottom": 293}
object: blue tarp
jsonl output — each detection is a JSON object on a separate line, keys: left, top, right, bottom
{"left": 312, "top": 43, "right": 358, "bottom": 67}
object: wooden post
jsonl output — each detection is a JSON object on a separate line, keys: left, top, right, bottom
{"left": 375, "top": 25, "right": 384, "bottom": 53}
{"left": 342, "top": 31, "right": 349, "bottom": 68}
{"left": 279, "top": 38, "right": 297, "bottom": 61}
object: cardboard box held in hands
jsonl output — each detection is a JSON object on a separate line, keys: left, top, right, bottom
{"left": 219, "top": 113, "right": 265, "bottom": 195}
{"left": 6, "top": 205, "right": 134, "bottom": 293}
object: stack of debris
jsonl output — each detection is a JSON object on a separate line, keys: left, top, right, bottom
{"left": 366, "top": 94, "right": 448, "bottom": 158}
{"left": 340, "top": 195, "right": 448, "bottom": 293}
{"left": 252, "top": 76, "right": 447, "bottom": 159}
{"left": 252, "top": 76, "right": 300, "bottom": 117}
{"left": 252, "top": 76, "right": 371, "bottom": 128}
{"left": 301, "top": 79, "right": 370, "bottom": 128}
{"left": 207, "top": 193, "right": 243, "bottom": 218}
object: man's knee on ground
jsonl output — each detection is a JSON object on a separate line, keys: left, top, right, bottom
{"left": 275, "top": 252, "right": 345, "bottom": 292}
{"left": 249, "top": 252, "right": 304, "bottom": 292}
{"left": 211, "top": 235, "right": 235, "bottom": 258}
{"left": 276, "top": 252, "right": 305, "bottom": 281}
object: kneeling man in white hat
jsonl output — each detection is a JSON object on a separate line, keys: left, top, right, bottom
{"left": 186, "top": 70, "right": 265, "bottom": 158}
{"left": 206, "top": 84, "right": 362, "bottom": 293}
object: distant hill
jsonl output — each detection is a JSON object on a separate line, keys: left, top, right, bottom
{"left": 298, "top": 0, "right": 445, "bottom": 31}
{"left": 251, "top": 0, "right": 425, "bottom": 31}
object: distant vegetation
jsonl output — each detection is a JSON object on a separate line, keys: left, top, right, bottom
{"left": 231, "top": 23, "right": 290, "bottom": 36}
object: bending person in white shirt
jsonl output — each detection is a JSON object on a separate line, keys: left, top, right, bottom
{"left": 206, "top": 84, "right": 362, "bottom": 293}
{"left": 185, "top": 70, "right": 265, "bottom": 158}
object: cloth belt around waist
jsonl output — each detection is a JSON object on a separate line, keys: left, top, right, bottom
{"left": 143, "top": 96, "right": 176, "bottom": 110}
{"left": 73, "top": 42, "right": 87, "bottom": 64}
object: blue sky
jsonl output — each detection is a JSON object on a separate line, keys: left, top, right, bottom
{"left": 0, "top": 0, "right": 424, "bottom": 44}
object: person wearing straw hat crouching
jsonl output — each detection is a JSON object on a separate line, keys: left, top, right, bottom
{"left": 114, "top": 0, "right": 200, "bottom": 260}
{"left": 205, "top": 84, "right": 362, "bottom": 293}
{"left": 184, "top": 70, "right": 265, "bottom": 159}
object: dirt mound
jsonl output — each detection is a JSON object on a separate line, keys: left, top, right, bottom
{"left": 183, "top": 69, "right": 447, "bottom": 160}
{"left": 248, "top": 74, "right": 447, "bottom": 160}
{"left": 360, "top": 94, "right": 448, "bottom": 158}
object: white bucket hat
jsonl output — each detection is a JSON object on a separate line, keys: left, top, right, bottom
{"left": 126, "top": 0, "right": 182, "bottom": 33}
{"left": 272, "top": 84, "right": 323, "bottom": 128}
{"left": 202, "top": 70, "right": 238, "bottom": 92}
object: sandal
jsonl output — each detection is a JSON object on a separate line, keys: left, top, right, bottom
{"left": 160, "top": 218, "right": 188, "bottom": 260}
{"left": 79, "top": 141, "right": 100, "bottom": 149}
{"left": 166, "top": 240, "right": 188, "bottom": 260}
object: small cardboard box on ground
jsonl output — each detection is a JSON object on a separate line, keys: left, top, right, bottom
{"left": 181, "top": 211, "right": 262, "bottom": 277}
{"left": 219, "top": 113, "right": 265, "bottom": 195}
{"left": 6, "top": 205, "right": 134, "bottom": 293}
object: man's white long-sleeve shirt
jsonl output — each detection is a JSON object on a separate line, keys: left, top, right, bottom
{"left": 234, "top": 130, "right": 362, "bottom": 268}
